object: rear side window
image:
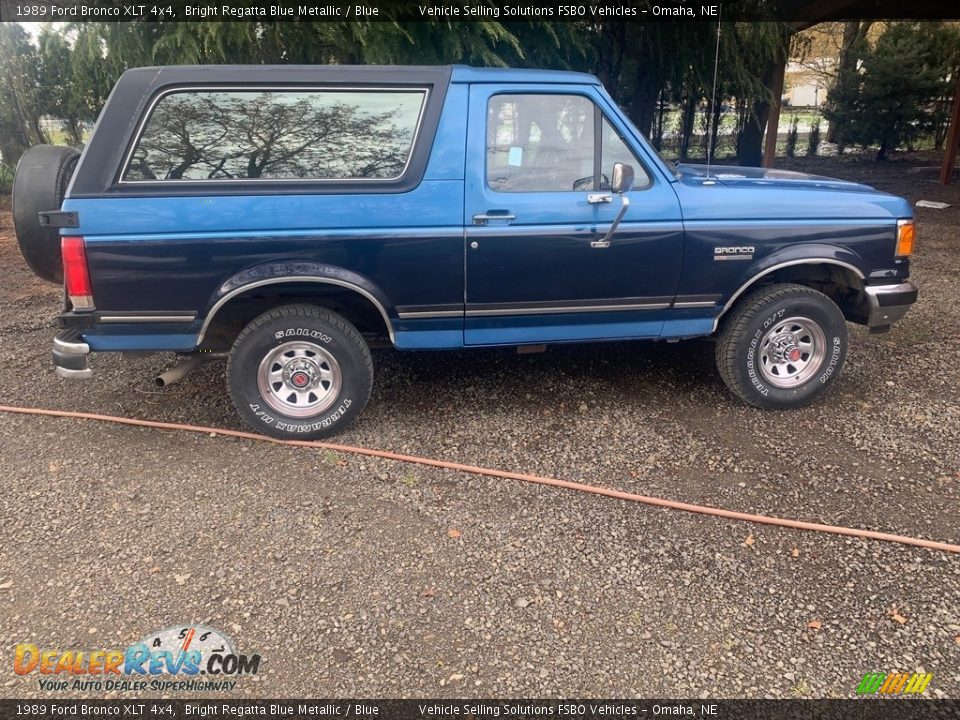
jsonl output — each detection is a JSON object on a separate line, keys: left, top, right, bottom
{"left": 122, "top": 89, "right": 427, "bottom": 182}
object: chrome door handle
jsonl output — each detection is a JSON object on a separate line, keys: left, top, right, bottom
{"left": 587, "top": 194, "right": 613, "bottom": 204}
{"left": 473, "top": 212, "right": 516, "bottom": 225}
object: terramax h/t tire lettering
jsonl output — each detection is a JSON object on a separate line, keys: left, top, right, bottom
{"left": 716, "top": 283, "right": 848, "bottom": 409}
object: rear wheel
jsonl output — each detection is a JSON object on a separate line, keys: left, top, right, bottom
{"left": 715, "top": 283, "right": 847, "bottom": 409}
{"left": 227, "top": 304, "right": 373, "bottom": 439}
{"left": 12, "top": 145, "right": 81, "bottom": 283}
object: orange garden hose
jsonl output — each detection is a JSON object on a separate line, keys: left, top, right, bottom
{"left": 1, "top": 403, "right": 958, "bottom": 555}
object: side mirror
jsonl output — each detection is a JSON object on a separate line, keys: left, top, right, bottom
{"left": 611, "top": 162, "right": 635, "bottom": 194}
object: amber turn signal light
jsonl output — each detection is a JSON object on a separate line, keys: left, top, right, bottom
{"left": 896, "top": 219, "right": 915, "bottom": 257}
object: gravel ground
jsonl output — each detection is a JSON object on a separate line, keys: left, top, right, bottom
{"left": 0, "top": 155, "right": 958, "bottom": 699}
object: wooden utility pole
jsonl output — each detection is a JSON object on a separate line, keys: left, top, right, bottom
{"left": 940, "top": 74, "right": 960, "bottom": 185}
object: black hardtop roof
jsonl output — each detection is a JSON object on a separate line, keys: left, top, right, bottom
{"left": 119, "top": 63, "right": 600, "bottom": 87}
{"left": 120, "top": 64, "right": 454, "bottom": 88}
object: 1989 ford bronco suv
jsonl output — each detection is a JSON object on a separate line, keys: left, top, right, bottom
{"left": 13, "top": 65, "right": 918, "bottom": 438}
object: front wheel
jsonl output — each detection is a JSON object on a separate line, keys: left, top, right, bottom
{"left": 227, "top": 304, "right": 373, "bottom": 439}
{"left": 715, "top": 283, "right": 847, "bottom": 409}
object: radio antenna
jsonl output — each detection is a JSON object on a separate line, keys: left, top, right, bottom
{"left": 705, "top": 3, "right": 722, "bottom": 180}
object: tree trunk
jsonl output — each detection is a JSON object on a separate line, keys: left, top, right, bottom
{"left": 708, "top": 100, "right": 723, "bottom": 162}
{"left": 628, "top": 71, "right": 661, "bottom": 138}
{"left": 4, "top": 81, "right": 44, "bottom": 163}
{"left": 595, "top": 23, "right": 626, "bottom": 103}
{"left": 876, "top": 135, "right": 888, "bottom": 161}
{"left": 738, "top": 102, "right": 768, "bottom": 167}
{"left": 738, "top": 27, "right": 790, "bottom": 168}
{"left": 66, "top": 118, "right": 83, "bottom": 147}
{"left": 653, "top": 90, "right": 666, "bottom": 150}
{"left": 734, "top": 101, "right": 749, "bottom": 157}
{"left": 678, "top": 94, "right": 697, "bottom": 161}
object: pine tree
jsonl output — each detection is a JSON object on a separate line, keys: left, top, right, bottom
{"left": 824, "top": 22, "right": 960, "bottom": 160}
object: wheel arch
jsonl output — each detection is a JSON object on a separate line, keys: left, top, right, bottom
{"left": 198, "top": 268, "right": 396, "bottom": 349}
{"left": 714, "top": 257, "right": 867, "bottom": 332}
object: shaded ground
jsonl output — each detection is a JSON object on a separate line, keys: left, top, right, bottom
{"left": 0, "top": 153, "right": 958, "bottom": 699}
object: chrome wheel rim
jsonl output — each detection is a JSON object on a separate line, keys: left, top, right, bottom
{"left": 758, "top": 316, "right": 827, "bottom": 389}
{"left": 257, "top": 341, "right": 342, "bottom": 418}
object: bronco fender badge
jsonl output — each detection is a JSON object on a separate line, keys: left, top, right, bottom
{"left": 714, "top": 246, "right": 755, "bottom": 260}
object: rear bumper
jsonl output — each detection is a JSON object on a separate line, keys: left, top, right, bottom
{"left": 865, "top": 281, "right": 918, "bottom": 329}
{"left": 52, "top": 331, "right": 92, "bottom": 379}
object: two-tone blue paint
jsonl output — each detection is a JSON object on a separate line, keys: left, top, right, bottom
{"left": 60, "top": 65, "right": 913, "bottom": 355}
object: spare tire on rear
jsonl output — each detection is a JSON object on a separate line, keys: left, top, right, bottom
{"left": 12, "top": 144, "right": 81, "bottom": 284}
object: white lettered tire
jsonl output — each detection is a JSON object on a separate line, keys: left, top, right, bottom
{"left": 227, "top": 304, "right": 373, "bottom": 439}
{"left": 715, "top": 284, "right": 847, "bottom": 409}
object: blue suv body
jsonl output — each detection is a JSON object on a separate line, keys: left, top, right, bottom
{"left": 16, "top": 65, "right": 917, "bottom": 438}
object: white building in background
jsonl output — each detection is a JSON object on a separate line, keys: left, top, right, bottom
{"left": 783, "top": 59, "right": 834, "bottom": 108}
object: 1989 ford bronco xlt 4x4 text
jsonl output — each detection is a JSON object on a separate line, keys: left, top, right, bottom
{"left": 13, "top": 65, "right": 918, "bottom": 438}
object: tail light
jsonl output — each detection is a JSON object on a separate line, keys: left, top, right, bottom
{"left": 896, "top": 219, "right": 915, "bottom": 257}
{"left": 61, "top": 236, "right": 94, "bottom": 310}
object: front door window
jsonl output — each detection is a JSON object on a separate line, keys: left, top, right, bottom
{"left": 485, "top": 93, "right": 649, "bottom": 193}
{"left": 486, "top": 94, "right": 594, "bottom": 192}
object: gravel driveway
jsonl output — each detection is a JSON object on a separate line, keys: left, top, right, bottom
{"left": 0, "top": 156, "right": 958, "bottom": 699}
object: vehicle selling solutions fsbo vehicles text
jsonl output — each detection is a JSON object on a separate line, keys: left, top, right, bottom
{"left": 417, "top": 4, "right": 640, "bottom": 18}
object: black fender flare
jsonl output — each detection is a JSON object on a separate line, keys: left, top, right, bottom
{"left": 715, "top": 243, "right": 866, "bottom": 329}
{"left": 198, "top": 262, "right": 396, "bottom": 345}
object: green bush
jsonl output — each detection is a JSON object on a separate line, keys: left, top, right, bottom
{"left": 807, "top": 118, "right": 821, "bottom": 157}
{"left": 785, "top": 115, "right": 799, "bottom": 158}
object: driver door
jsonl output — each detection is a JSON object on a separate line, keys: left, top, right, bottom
{"left": 463, "top": 84, "right": 684, "bottom": 345}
